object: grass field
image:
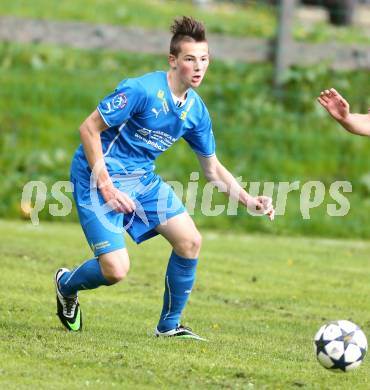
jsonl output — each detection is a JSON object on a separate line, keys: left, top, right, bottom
{"left": 1, "top": 219, "right": 370, "bottom": 389}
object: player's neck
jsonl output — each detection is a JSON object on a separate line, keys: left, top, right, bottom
{"left": 167, "top": 71, "right": 188, "bottom": 101}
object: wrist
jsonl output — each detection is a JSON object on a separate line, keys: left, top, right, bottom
{"left": 97, "top": 178, "right": 114, "bottom": 191}
{"left": 241, "top": 192, "right": 253, "bottom": 206}
{"left": 338, "top": 112, "right": 352, "bottom": 126}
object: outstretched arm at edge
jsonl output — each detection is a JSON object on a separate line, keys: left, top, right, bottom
{"left": 317, "top": 88, "right": 370, "bottom": 136}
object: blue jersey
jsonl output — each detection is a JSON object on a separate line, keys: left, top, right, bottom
{"left": 72, "top": 71, "right": 215, "bottom": 179}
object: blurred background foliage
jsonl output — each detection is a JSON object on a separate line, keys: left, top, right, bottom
{"left": 1, "top": 41, "right": 369, "bottom": 237}
{"left": 1, "top": 0, "right": 370, "bottom": 44}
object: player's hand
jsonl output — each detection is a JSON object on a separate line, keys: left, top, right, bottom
{"left": 317, "top": 88, "right": 350, "bottom": 123}
{"left": 246, "top": 196, "right": 275, "bottom": 221}
{"left": 99, "top": 184, "right": 136, "bottom": 214}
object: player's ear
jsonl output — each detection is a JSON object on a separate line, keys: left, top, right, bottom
{"left": 168, "top": 54, "right": 177, "bottom": 70}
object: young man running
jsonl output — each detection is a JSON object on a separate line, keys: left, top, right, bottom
{"left": 318, "top": 88, "right": 370, "bottom": 136}
{"left": 55, "top": 16, "right": 274, "bottom": 339}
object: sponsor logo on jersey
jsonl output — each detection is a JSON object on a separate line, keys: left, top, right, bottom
{"left": 137, "top": 128, "right": 152, "bottom": 137}
{"left": 134, "top": 129, "right": 177, "bottom": 151}
{"left": 180, "top": 98, "right": 195, "bottom": 121}
{"left": 156, "top": 89, "right": 169, "bottom": 114}
{"left": 151, "top": 108, "right": 162, "bottom": 118}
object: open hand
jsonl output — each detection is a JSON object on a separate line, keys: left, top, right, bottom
{"left": 317, "top": 88, "right": 350, "bottom": 123}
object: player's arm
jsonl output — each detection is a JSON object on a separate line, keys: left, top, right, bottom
{"left": 317, "top": 88, "right": 370, "bottom": 136}
{"left": 79, "top": 109, "right": 136, "bottom": 213}
{"left": 197, "top": 155, "right": 275, "bottom": 220}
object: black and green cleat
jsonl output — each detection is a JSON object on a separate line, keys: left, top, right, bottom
{"left": 55, "top": 268, "right": 82, "bottom": 332}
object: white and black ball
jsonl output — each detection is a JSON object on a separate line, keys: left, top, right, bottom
{"left": 314, "top": 320, "right": 367, "bottom": 372}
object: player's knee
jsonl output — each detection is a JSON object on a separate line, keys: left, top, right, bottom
{"left": 99, "top": 251, "right": 130, "bottom": 284}
{"left": 192, "top": 231, "right": 202, "bottom": 252}
{"left": 108, "top": 261, "right": 129, "bottom": 283}
{"left": 175, "top": 231, "right": 202, "bottom": 258}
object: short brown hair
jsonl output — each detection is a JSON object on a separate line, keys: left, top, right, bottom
{"left": 170, "top": 16, "right": 207, "bottom": 56}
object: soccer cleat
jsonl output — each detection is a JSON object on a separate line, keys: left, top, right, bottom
{"left": 55, "top": 268, "right": 82, "bottom": 332}
{"left": 155, "top": 325, "right": 207, "bottom": 341}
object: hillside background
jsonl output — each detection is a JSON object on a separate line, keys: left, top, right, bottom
{"left": 0, "top": 0, "right": 369, "bottom": 238}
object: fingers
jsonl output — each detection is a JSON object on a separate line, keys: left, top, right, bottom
{"left": 318, "top": 89, "right": 336, "bottom": 104}
{"left": 319, "top": 90, "right": 332, "bottom": 104}
{"left": 115, "top": 192, "right": 136, "bottom": 213}
{"left": 317, "top": 96, "right": 328, "bottom": 108}
{"left": 252, "top": 196, "right": 275, "bottom": 221}
{"left": 329, "top": 88, "right": 349, "bottom": 108}
{"left": 317, "top": 88, "right": 350, "bottom": 116}
{"left": 102, "top": 187, "right": 136, "bottom": 213}
{"left": 254, "top": 200, "right": 263, "bottom": 211}
{"left": 261, "top": 197, "right": 275, "bottom": 221}
{"left": 318, "top": 88, "right": 348, "bottom": 106}
{"left": 257, "top": 196, "right": 273, "bottom": 210}
{"left": 329, "top": 88, "right": 345, "bottom": 101}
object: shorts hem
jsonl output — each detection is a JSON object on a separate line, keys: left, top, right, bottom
{"left": 130, "top": 208, "right": 186, "bottom": 245}
{"left": 93, "top": 242, "right": 126, "bottom": 257}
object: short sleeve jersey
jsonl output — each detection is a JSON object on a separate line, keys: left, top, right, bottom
{"left": 72, "top": 71, "right": 215, "bottom": 178}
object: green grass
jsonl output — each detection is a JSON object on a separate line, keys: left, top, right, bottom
{"left": 1, "top": 219, "right": 370, "bottom": 389}
{"left": 0, "top": 0, "right": 369, "bottom": 44}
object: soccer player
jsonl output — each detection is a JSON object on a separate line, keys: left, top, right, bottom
{"left": 55, "top": 16, "right": 275, "bottom": 339}
{"left": 318, "top": 88, "right": 370, "bottom": 136}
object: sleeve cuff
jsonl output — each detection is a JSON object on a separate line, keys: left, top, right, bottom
{"left": 196, "top": 152, "right": 216, "bottom": 158}
{"left": 97, "top": 106, "right": 111, "bottom": 127}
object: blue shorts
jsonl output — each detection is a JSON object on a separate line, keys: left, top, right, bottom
{"left": 71, "top": 172, "right": 185, "bottom": 256}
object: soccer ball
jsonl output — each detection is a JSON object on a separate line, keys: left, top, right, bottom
{"left": 314, "top": 320, "right": 367, "bottom": 372}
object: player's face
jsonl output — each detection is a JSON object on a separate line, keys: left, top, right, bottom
{"left": 171, "top": 41, "right": 209, "bottom": 89}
